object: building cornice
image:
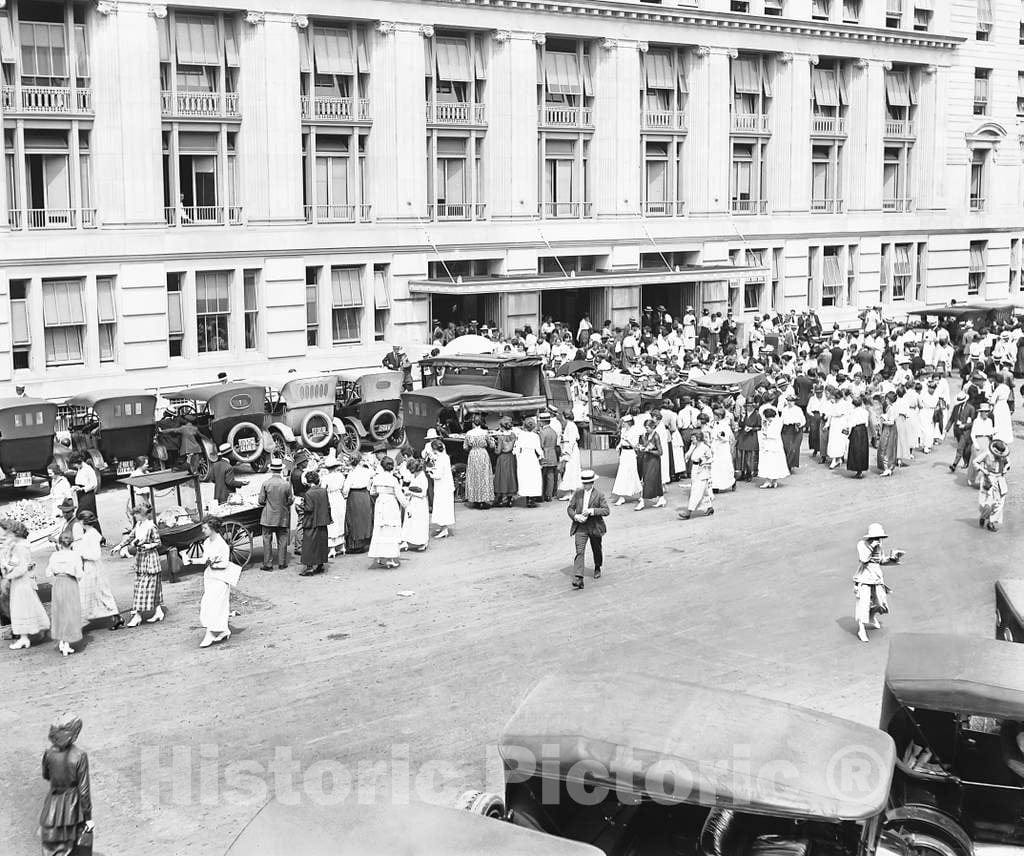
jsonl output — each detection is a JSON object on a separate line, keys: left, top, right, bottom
{"left": 425, "top": 0, "right": 963, "bottom": 51}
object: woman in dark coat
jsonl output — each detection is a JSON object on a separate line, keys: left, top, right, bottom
{"left": 490, "top": 418, "right": 518, "bottom": 507}
{"left": 299, "top": 471, "right": 331, "bottom": 576}
{"left": 735, "top": 401, "right": 762, "bottom": 481}
{"left": 40, "top": 713, "right": 92, "bottom": 856}
{"left": 342, "top": 457, "right": 374, "bottom": 553}
{"left": 636, "top": 419, "right": 666, "bottom": 509}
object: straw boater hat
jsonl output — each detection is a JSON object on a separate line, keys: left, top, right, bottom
{"left": 978, "top": 402, "right": 992, "bottom": 412}
{"left": 539, "top": 412, "right": 552, "bottom": 422}
{"left": 425, "top": 428, "right": 439, "bottom": 440}
{"left": 991, "top": 440, "right": 1010, "bottom": 459}
{"left": 863, "top": 523, "right": 888, "bottom": 540}
{"left": 269, "top": 457, "right": 283, "bottom": 471}
{"left": 580, "top": 469, "right": 596, "bottom": 485}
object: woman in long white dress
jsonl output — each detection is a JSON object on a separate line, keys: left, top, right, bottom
{"left": 709, "top": 418, "right": 736, "bottom": 492}
{"left": 427, "top": 440, "right": 455, "bottom": 539}
{"left": 198, "top": 515, "right": 239, "bottom": 648}
{"left": 654, "top": 411, "right": 673, "bottom": 486}
{"left": 991, "top": 380, "right": 1014, "bottom": 445}
{"left": 826, "top": 392, "right": 852, "bottom": 469}
{"left": 757, "top": 406, "right": 789, "bottom": 489}
{"left": 611, "top": 415, "right": 643, "bottom": 505}
{"left": 399, "top": 460, "right": 430, "bottom": 551}
{"left": 368, "top": 458, "right": 407, "bottom": 568}
{"left": 321, "top": 457, "right": 347, "bottom": 558}
{"left": 73, "top": 511, "right": 121, "bottom": 629}
{"left": 512, "top": 418, "right": 543, "bottom": 508}
{"left": 557, "top": 416, "right": 583, "bottom": 500}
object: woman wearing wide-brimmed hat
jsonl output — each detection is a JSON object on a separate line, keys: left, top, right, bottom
{"left": 852, "top": 523, "right": 903, "bottom": 643}
{"left": 39, "top": 712, "right": 93, "bottom": 855}
{"left": 976, "top": 439, "right": 1010, "bottom": 532}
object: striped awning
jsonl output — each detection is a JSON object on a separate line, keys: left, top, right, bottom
{"left": 331, "top": 267, "right": 363, "bottom": 308}
{"left": 885, "top": 71, "right": 911, "bottom": 107}
{"left": 544, "top": 51, "right": 581, "bottom": 96}
{"left": 969, "top": 246, "right": 986, "bottom": 273}
{"left": 644, "top": 50, "right": 674, "bottom": 90}
{"left": 732, "top": 58, "right": 760, "bottom": 94}
{"left": 812, "top": 69, "right": 840, "bottom": 107}
{"left": 314, "top": 27, "right": 354, "bottom": 76}
{"left": 436, "top": 36, "right": 471, "bottom": 82}
{"left": 893, "top": 245, "right": 913, "bottom": 277}
{"left": 823, "top": 255, "right": 843, "bottom": 286}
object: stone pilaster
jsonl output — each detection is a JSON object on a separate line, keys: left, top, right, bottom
{"left": 768, "top": 53, "right": 812, "bottom": 214}
{"left": 685, "top": 47, "right": 730, "bottom": 216}
{"left": 593, "top": 38, "right": 641, "bottom": 217}
{"left": 846, "top": 59, "right": 884, "bottom": 213}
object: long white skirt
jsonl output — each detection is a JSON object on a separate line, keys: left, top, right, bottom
{"left": 710, "top": 441, "right": 735, "bottom": 490}
{"left": 758, "top": 443, "right": 790, "bottom": 480}
{"left": 559, "top": 447, "right": 582, "bottom": 492}
{"left": 326, "top": 489, "right": 346, "bottom": 549}
{"left": 369, "top": 494, "right": 403, "bottom": 559}
{"left": 515, "top": 454, "right": 543, "bottom": 498}
{"left": 612, "top": 448, "right": 642, "bottom": 497}
{"left": 199, "top": 572, "right": 230, "bottom": 633}
{"left": 431, "top": 479, "right": 456, "bottom": 528}
{"left": 826, "top": 419, "right": 849, "bottom": 459}
{"left": 401, "top": 496, "right": 430, "bottom": 547}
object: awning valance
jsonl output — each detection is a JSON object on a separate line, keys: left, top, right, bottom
{"left": 812, "top": 69, "right": 840, "bottom": 107}
{"left": 885, "top": 71, "right": 911, "bottom": 107}
{"left": 314, "top": 26, "right": 354, "bottom": 76}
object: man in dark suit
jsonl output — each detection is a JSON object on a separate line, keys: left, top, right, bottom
{"left": 946, "top": 392, "right": 976, "bottom": 473}
{"left": 538, "top": 413, "right": 560, "bottom": 502}
{"left": 211, "top": 443, "right": 245, "bottom": 503}
{"left": 566, "top": 469, "right": 609, "bottom": 590}
{"left": 257, "top": 458, "right": 293, "bottom": 571}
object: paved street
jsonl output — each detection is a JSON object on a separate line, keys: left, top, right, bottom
{"left": 0, "top": 422, "right": 1020, "bottom": 854}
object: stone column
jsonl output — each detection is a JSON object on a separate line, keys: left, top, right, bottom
{"left": 685, "top": 47, "right": 730, "bottom": 217}
{"left": 237, "top": 12, "right": 305, "bottom": 224}
{"left": 846, "top": 58, "right": 884, "bottom": 214}
{"left": 369, "top": 21, "right": 427, "bottom": 222}
{"left": 914, "top": 65, "right": 944, "bottom": 213}
{"left": 487, "top": 30, "right": 541, "bottom": 220}
{"left": 592, "top": 38, "right": 641, "bottom": 217}
{"left": 768, "top": 53, "right": 812, "bottom": 214}
{"left": 89, "top": 0, "right": 164, "bottom": 227}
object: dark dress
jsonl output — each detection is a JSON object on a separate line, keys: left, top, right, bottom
{"left": 781, "top": 425, "right": 802, "bottom": 471}
{"left": 344, "top": 488, "right": 373, "bottom": 553}
{"left": 846, "top": 422, "right": 870, "bottom": 473}
{"left": 40, "top": 744, "right": 91, "bottom": 853}
{"left": 492, "top": 431, "right": 518, "bottom": 498}
{"left": 735, "top": 410, "right": 761, "bottom": 479}
{"left": 807, "top": 410, "right": 822, "bottom": 454}
{"left": 639, "top": 432, "right": 664, "bottom": 499}
{"left": 300, "top": 486, "right": 331, "bottom": 566}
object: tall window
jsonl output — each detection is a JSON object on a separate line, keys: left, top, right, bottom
{"left": 543, "top": 137, "right": 582, "bottom": 216}
{"left": 1010, "top": 239, "right": 1023, "bottom": 293}
{"left": 641, "top": 47, "right": 687, "bottom": 123}
{"left": 811, "top": 61, "right": 848, "bottom": 121}
{"left": 18, "top": 6, "right": 88, "bottom": 89}
{"left": 913, "top": 2, "right": 932, "bottom": 31}
{"left": 771, "top": 248, "right": 783, "bottom": 308}
{"left": 822, "top": 248, "right": 843, "bottom": 308}
{"left": 891, "top": 245, "right": 913, "bottom": 300}
{"left": 915, "top": 243, "right": 927, "bottom": 301}
{"left": 41, "top": 278, "right": 85, "bottom": 366}
{"left": 305, "top": 266, "right": 320, "bottom": 347}
{"left": 744, "top": 249, "right": 766, "bottom": 312}
{"left": 811, "top": 0, "right": 830, "bottom": 20}
{"left": 847, "top": 245, "right": 858, "bottom": 306}
{"left": 331, "top": 266, "right": 363, "bottom": 344}
{"left": 973, "top": 69, "right": 990, "bottom": 116}
{"left": 373, "top": 265, "right": 390, "bottom": 342}
{"left": 843, "top": 0, "right": 860, "bottom": 22}
{"left": 167, "top": 272, "right": 184, "bottom": 357}
{"left": 811, "top": 143, "right": 842, "bottom": 213}
{"left": 730, "top": 54, "right": 772, "bottom": 122}
{"left": 425, "top": 31, "right": 486, "bottom": 111}
{"left": 243, "top": 269, "right": 259, "bottom": 350}
{"left": 977, "top": 0, "right": 993, "bottom": 40}
{"left": 883, "top": 146, "right": 911, "bottom": 211}
{"left": 970, "top": 149, "right": 987, "bottom": 212}
{"left": 434, "top": 137, "right": 467, "bottom": 214}
{"left": 96, "top": 275, "right": 116, "bottom": 363}
{"left": 968, "top": 241, "right": 987, "bottom": 297}
{"left": 159, "top": 11, "right": 238, "bottom": 99}
{"left": 730, "top": 141, "right": 766, "bottom": 214}
{"left": 195, "top": 270, "right": 231, "bottom": 353}
{"left": 885, "top": 0, "right": 903, "bottom": 28}
{"left": 9, "top": 279, "right": 30, "bottom": 370}
{"left": 313, "top": 134, "right": 350, "bottom": 220}
{"left": 644, "top": 140, "right": 669, "bottom": 213}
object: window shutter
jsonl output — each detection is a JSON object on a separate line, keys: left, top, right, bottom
{"left": 157, "top": 15, "right": 170, "bottom": 63}
{"left": 167, "top": 290, "right": 184, "bottom": 336}
{"left": 314, "top": 26, "right": 355, "bottom": 76}
{"left": 11, "top": 300, "right": 29, "bottom": 345}
{"left": 544, "top": 51, "right": 581, "bottom": 96}
{"left": 373, "top": 270, "right": 391, "bottom": 310}
{"left": 224, "top": 18, "right": 239, "bottom": 67}
{"left": 812, "top": 69, "right": 839, "bottom": 107}
{"left": 644, "top": 50, "right": 674, "bottom": 90}
{"left": 823, "top": 256, "right": 843, "bottom": 286}
{"left": 74, "top": 24, "right": 88, "bottom": 77}
{"left": 42, "top": 280, "right": 85, "bottom": 327}
{"left": 0, "top": 14, "right": 15, "bottom": 64}
{"left": 434, "top": 37, "right": 471, "bottom": 82}
{"left": 732, "top": 59, "right": 760, "bottom": 94}
{"left": 473, "top": 37, "right": 487, "bottom": 80}
{"left": 96, "top": 277, "right": 116, "bottom": 323}
{"left": 356, "top": 32, "right": 369, "bottom": 73}
{"left": 298, "top": 28, "right": 311, "bottom": 73}
{"left": 885, "top": 71, "right": 910, "bottom": 106}
{"left": 761, "top": 58, "right": 773, "bottom": 98}
{"left": 677, "top": 59, "right": 689, "bottom": 94}
{"left": 176, "top": 14, "right": 219, "bottom": 66}
{"left": 331, "top": 267, "right": 363, "bottom": 308}
{"left": 582, "top": 55, "right": 593, "bottom": 97}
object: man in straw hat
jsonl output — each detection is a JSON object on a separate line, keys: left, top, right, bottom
{"left": 945, "top": 390, "right": 975, "bottom": 474}
{"left": 852, "top": 523, "right": 904, "bottom": 643}
{"left": 257, "top": 457, "right": 293, "bottom": 571}
{"left": 566, "top": 469, "right": 608, "bottom": 590}
{"left": 976, "top": 439, "right": 1010, "bottom": 532}
{"left": 211, "top": 443, "right": 246, "bottom": 504}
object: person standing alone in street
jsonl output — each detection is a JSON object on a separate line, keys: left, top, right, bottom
{"left": 257, "top": 458, "right": 293, "bottom": 571}
{"left": 567, "top": 469, "right": 608, "bottom": 590}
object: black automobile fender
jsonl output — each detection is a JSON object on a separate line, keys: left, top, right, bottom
{"left": 884, "top": 804, "right": 974, "bottom": 856}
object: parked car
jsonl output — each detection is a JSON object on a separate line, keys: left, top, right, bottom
{"left": 882, "top": 632, "right": 1024, "bottom": 853}
{"left": 996, "top": 580, "right": 1024, "bottom": 642}
{"left": 333, "top": 369, "right": 406, "bottom": 452}
{"left": 224, "top": 801, "right": 601, "bottom": 856}
{"left": 53, "top": 389, "right": 158, "bottom": 478}
{"left": 159, "top": 383, "right": 268, "bottom": 477}
{"left": 419, "top": 354, "right": 546, "bottom": 395}
{"left": 461, "top": 671, "right": 905, "bottom": 856}
{"left": 0, "top": 397, "right": 59, "bottom": 489}
{"left": 261, "top": 374, "right": 341, "bottom": 455}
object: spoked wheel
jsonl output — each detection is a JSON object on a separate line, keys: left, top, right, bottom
{"left": 250, "top": 453, "right": 269, "bottom": 474}
{"left": 452, "top": 463, "right": 467, "bottom": 503}
{"left": 339, "top": 424, "right": 360, "bottom": 455}
{"left": 223, "top": 522, "right": 253, "bottom": 569}
{"left": 386, "top": 427, "right": 407, "bottom": 449}
{"left": 188, "top": 453, "right": 211, "bottom": 481}
{"left": 185, "top": 538, "right": 204, "bottom": 566}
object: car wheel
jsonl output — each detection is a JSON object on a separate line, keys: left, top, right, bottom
{"left": 451, "top": 463, "right": 467, "bottom": 503}
{"left": 455, "top": 790, "right": 505, "bottom": 819}
{"left": 339, "top": 424, "right": 360, "bottom": 455}
{"left": 386, "top": 427, "right": 407, "bottom": 449}
{"left": 250, "top": 453, "right": 269, "bottom": 474}
{"left": 188, "top": 453, "right": 211, "bottom": 481}
{"left": 900, "top": 832, "right": 963, "bottom": 856}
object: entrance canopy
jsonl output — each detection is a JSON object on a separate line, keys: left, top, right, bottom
{"left": 409, "top": 265, "right": 766, "bottom": 296}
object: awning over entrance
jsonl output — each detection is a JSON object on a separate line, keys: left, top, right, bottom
{"left": 408, "top": 265, "right": 768, "bottom": 295}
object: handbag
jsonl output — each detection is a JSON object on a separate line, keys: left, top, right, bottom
{"left": 73, "top": 828, "right": 93, "bottom": 856}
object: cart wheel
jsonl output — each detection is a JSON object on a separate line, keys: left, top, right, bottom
{"left": 223, "top": 522, "right": 253, "bottom": 569}
{"left": 386, "top": 427, "right": 407, "bottom": 449}
{"left": 185, "top": 539, "right": 204, "bottom": 566}
{"left": 188, "top": 453, "right": 211, "bottom": 481}
{"left": 339, "top": 424, "right": 360, "bottom": 455}
{"left": 250, "top": 453, "right": 269, "bottom": 474}
{"left": 451, "top": 463, "right": 467, "bottom": 503}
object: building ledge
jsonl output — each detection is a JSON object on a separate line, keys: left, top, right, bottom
{"left": 427, "top": 0, "right": 964, "bottom": 51}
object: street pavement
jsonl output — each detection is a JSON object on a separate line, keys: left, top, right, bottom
{"left": 0, "top": 416, "right": 1020, "bottom": 854}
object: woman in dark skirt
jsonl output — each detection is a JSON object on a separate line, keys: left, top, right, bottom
{"left": 39, "top": 713, "right": 92, "bottom": 856}
{"left": 342, "top": 456, "right": 375, "bottom": 554}
{"left": 491, "top": 418, "right": 518, "bottom": 507}
{"left": 300, "top": 470, "right": 331, "bottom": 576}
{"left": 807, "top": 384, "right": 825, "bottom": 459}
{"left": 636, "top": 418, "right": 666, "bottom": 510}
{"left": 845, "top": 397, "right": 871, "bottom": 478}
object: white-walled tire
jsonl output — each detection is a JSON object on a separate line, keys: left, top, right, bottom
{"left": 455, "top": 791, "right": 505, "bottom": 819}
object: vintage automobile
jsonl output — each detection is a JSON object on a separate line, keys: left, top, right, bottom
{"left": 461, "top": 671, "right": 905, "bottom": 856}
{"left": 995, "top": 580, "right": 1024, "bottom": 642}
{"left": 908, "top": 301, "right": 1021, "bottom": 330}
{"left": 159, "top": 383, "right": 269, "bottom": 477}
{"left": 224, "top": 800, "right": 602, "bottom": 855}
{"left": 53, "top": 389, "right": 158, "bottom": 478}
{"left": 882, "top": 633, "right": 1024, "bottom": 853}
{"left": 419, "top": 354, "right": 546, "bottom": 396}
{"left": 333, "top": 369, "right": 406, "bottom": 453}
{"left": 261, "top": 374, "right": 341, "bottom": 456}
{"left": 0, "top": 397, "right": 59, "bottom": 489}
